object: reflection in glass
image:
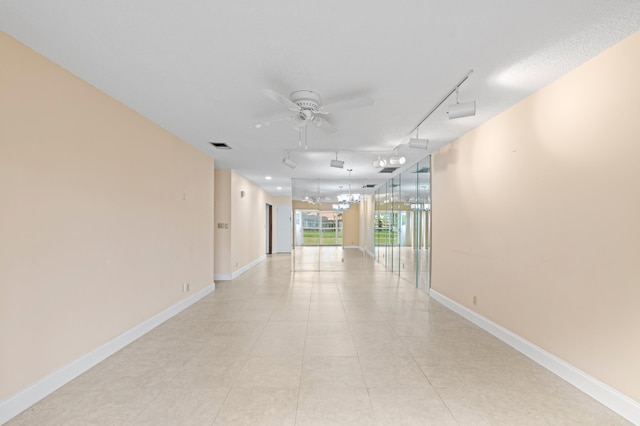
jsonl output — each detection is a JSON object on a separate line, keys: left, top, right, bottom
{"left": 290, "top": 164, "right": 430, "bottom": 290}
{"left": 373, "top": 156, "right": 431, "bottom": 292}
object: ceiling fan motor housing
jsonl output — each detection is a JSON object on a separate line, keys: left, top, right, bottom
{"left": 290, "top": 90, "right": 321, "bottom": 112}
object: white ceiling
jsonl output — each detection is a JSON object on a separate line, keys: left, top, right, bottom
{"left": 2, "top": 1, "right": 639, "bottom": 200}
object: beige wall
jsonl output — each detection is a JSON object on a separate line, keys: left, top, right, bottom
{"left": 431, "top": 30, "right": 640, "bottom": 401}
{"left": 214, "top": 170, "right": 290, "bottom": 276}
{"left": 0, "top": 33, "right": 215, "bottom": 399}
{"left": 214, "top": 169, "right": 231, "bottom": 275}
{"left": 230, "top": 171, "right": 267, "bottom": 270}
{"left": 342, "top": 204, "right": 360, "bottom": 247}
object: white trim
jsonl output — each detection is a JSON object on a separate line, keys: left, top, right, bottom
{"left": 214, "top": 255, "right": 266, "bottom": 281}
{"left": 429, "top": 289, "right": 640, "bottom": 425}
{"left": 0, "top": 284, "right": 215, "bottom": 425}
{"left": 356, "top": 245, "right": 375, "bottom": 258}
{"left": 213, "top": 273, "right": 232, "bottom": 280}
{"left": 343, "top": 245, "right": 359, "bottom": 249}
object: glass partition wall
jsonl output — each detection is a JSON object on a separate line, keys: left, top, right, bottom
{"left": 290, "top": 158, "right": 430, "bottom": 291}
{"left": 291, "top": 178, "right": 369, "bottom": 272}
{"left": 373, "top": 156, "right": 431, "bottom": 292}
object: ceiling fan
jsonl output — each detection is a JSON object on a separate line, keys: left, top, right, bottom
{"left": 256, "top": 89, "right": 373, "bottom": 134}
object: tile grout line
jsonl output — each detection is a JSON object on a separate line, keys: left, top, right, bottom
{"left": 293, "top": 287, "right": 312, "bottom": 425}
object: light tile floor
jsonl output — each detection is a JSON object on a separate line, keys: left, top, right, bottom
{"left": 8, "top": 250, "right": 630, "bottom": 425}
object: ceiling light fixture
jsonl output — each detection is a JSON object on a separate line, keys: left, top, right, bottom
{"left": 447, "top": 87, "right": 476, "bottom": 119}
{"left": 389, "top": 147, "right": 406, "bottom": 165}
{"left": 332, "top": 202, "right": 350, "bottom": 211}
{"left": 408, "top": 138, "right": 429, "bottom": 149}
{"left": 330, "top": 151, "right": 344, "bottom": 168}
{"left": 408, "top": 126, "right": 429, "bottom": 149}
{"left": 282, "top": 152, "right": 297, "bottom": 169}
{"left": 372, "top": 155, "right": 387, "bottom": 168}
{"left": 407, "top": 69, "right": 474, "bottom": 146}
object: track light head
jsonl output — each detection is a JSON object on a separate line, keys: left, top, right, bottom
{"left": 447, "top": 100, "right": 476, "bottom": 119}
{"left": 389, "top": 155, "right": 406, "bottom": 165}
{"left": 408, "top": 138, "right": 429, "bottom": 150}
{"left": 330, "top": 159, "right": 344, "bottom": 168}
{"left": 372, "top": 155, "right": 387, "bottom": 168}
{"left": 282, "top": 156, "right": 297, "bottom": 169}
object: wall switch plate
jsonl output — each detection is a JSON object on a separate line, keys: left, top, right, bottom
{"left": 183, "top": 283, "right": 190, "bottom": 293}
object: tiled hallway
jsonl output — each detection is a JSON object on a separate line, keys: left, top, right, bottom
{"left": 8, "top": 250, "right": 628, "bottom": 425}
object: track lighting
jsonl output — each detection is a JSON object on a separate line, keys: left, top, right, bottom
{"left": 282, "top": 152, "right": 297, "bottom": 169}
{"left": 408, "top": 138, "right": 429, "bottom": 149}
{"left": 408, "top": 70, "right": 474, "bottom": 142}
{"left": 447, "top": 101, "right": 476, "bottom": 119}
{"left": 389, "top": 147, "right": 406, "bottom": 165}
{"left": 372, "top": 155, "right": 387, "bottom": 168}
{"left": 330, "top": 152, "right": 344, "bottom": 168}
{"left": 389, "top": 156, "right": 406, "bottom": 165}
{"left": 447, "top": 87, "right": 476, "bottom": 119}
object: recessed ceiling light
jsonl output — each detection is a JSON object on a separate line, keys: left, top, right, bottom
{"left": 265, "top": 176, "right": 272, "bottom": 180}
{"left": 277, "top": 186, "right": 282, "bottom": 190}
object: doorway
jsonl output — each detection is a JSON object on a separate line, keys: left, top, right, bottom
{"left": 265, "top": 203, "right": 273, "bottom": 254}
{"left": 295, "top": 210, "right": 343, "bottom": 246}
{"left": 275, "top": 204, "right": 292, "bottom": 253}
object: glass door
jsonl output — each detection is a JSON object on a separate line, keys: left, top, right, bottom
{"left": 299, "top": 210, "right": 343, "bottom": 246}
{"left": 320, "top": 211, "right": 343, "bottom": 245}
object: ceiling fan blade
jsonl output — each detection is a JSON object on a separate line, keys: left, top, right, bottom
{"left": 260, "top": 89, "right": 300, "bottom": 111}
{"left": 313, "top": 116, "right": 338, "bottom": 134}
{"left": 254, "top": 114, "right": 295, "bottom": 129}
{"left": 319, "top": 96, "right": 374, "bottom": 114}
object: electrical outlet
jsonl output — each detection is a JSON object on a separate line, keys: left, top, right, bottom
{"left": 183, "top": 283, "right": 190, "bottom": 293}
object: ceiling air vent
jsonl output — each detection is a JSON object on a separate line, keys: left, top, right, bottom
{"left": 379, "top": 167, "right": 399, "bottom": 174}
{"left": 362, "top": 184, "right": 376, "bottom": 189}
{"left": 413, "top": 166, "right": 430, "bottom": 173}
{"left": 209, "top": 142, "right": 231, "bottom": 149}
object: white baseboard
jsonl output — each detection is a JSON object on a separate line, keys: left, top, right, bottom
{"left": 213, "top": 255, "right": 266, "bottom": 281}
{"left": 0, "top": 283, "right": 215, "bottom": 425}
{"left": 429, "top": 289, "right": 640, "bottom": 425}
{"left": 356, "top": 246, "right": 375, "bottom": 258}
{"left": 213, "top": 273, "right": 232, "bottom": 280}
{"left": 343, "top": 245, "right": 359, "bottom": 249}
